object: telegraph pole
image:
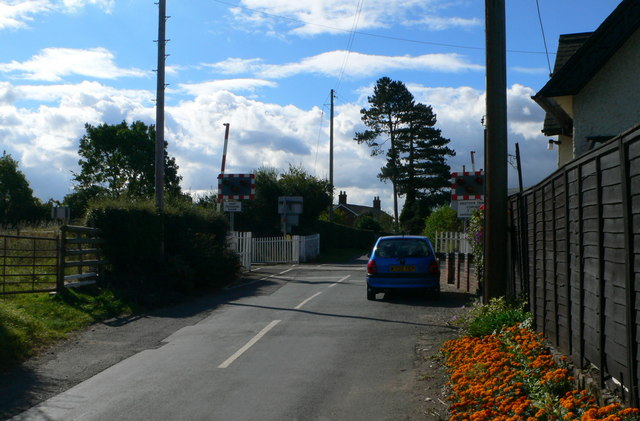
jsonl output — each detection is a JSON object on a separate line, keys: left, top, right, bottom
{"left": 484, "top": 0, "right": 508, "bottom": 301}
{"left": 155, "top": 0, "right": 167, "bottom": 212}
{"left": 329, "top": 89, "right": 334, "bottom": 222}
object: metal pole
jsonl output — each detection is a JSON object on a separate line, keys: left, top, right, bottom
{"left": 155, "top": 0, "right": 167, "bottom": 212}
{"left": 515, "top": 143, "right": 523, "bottom": 193}
{"left": 221, "top": 123, "right": 230, "bottom": 176}
{"left": 484, "top": 0, "right": 508, "bottom": 301}
{"left": 329, "top": 89, "right": 334, "bottom": 222}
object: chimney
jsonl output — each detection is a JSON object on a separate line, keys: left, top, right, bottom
{"left": 373, "top": 196, "right": 381, "bottom": 210}
{"left": 338, "top": 191, "right": 347, "bottom": 205}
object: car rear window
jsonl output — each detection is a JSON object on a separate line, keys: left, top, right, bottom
{"left": 376, "top": 239, "right": 431, "bottom": 258}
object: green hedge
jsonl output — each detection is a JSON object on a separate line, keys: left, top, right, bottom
{"left": 85, "top": 200, "right": 239, "bottom": 297}
{"left": 313, "top": 220, "right": 390, "bottom": 252}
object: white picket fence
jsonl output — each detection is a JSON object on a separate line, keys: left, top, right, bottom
{"left": 227, "top": 232, "right": 321, "bottom": 270}
{"left": 433, "top": 231, "right": 472, "bottom": 254}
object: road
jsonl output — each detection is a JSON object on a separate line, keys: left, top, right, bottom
{"left": 9, "top": 262, "right": 461, "bottom": 421}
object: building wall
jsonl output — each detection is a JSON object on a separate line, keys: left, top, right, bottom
{"left": 574, "top": 29, "right": 640, "bottom": 156}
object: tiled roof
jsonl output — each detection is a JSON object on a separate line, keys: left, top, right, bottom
{"left": 537, "top": 0, "right": 640, "bottom": 98}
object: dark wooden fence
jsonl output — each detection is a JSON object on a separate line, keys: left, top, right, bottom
{"left": 508, "top": 123, "right": 640, "bottom": 406}
{"left": 0, "top": 226, "right": 105, "bottom": 295}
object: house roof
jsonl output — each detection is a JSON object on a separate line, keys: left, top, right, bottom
{"left": 536, "top": 0, "right": 640, "bottom": 98}
{"left": 334, "top": 203, "right": 388, "bottom": 218}
{"left": 541, "top": 33, "right": 592, "bottom": 135}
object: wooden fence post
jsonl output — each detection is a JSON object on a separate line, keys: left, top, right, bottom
{"left": 56, "top": 225, "right": 66, "bottom": 293}
{"left": 619, "top": 137, "right": 638, "bottom": 406}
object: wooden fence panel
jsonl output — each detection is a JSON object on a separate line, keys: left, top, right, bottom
{"left": 507, "top": 124, "right": 640, "bottom": 405}
{"left": 543, "top": 182, "right": 557, "bottom": 343}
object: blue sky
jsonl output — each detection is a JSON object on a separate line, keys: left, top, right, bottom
{"left": 0, "top": 0, "right": 622, "bottom": 212}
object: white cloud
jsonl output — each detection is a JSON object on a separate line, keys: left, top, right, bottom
{"left": 0, "top": 0, "right": 113, "bottom": 30}
{"left": 0, "top": 47, "right": 148, "bottom": 82}
{"left": 405, "top": 15, "right": 481, "bottom": 31}
{"left": 0, "top": 0, "right": 51, "bottom": 30}
{"left": 60, "top": 0, "right": 114, "bottom": 13}
{"left": 512, "top": 66, "right": 549, "bottom": 75}
{"left": 0, "top": 77, "right": 556, "bottom": 204}
{"left": 205, "top": 51, "right": 483, "bottom": 80}
{"left": 229, "top": 0, "right": 477, "bottom": 36}
{"left": 178, "top": 79, "right": 277, "bottom": 96}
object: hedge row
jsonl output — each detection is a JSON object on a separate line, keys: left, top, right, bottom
{"left": 313, "top": 220, "right": 389, "bottom": 252}
{"left": 85, "top": 200, "right": 239, "bottom": 298}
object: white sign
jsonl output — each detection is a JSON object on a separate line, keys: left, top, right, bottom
{"left": 224, "top": 201, "right": 242, "bottom": 212}
{"left": 457, "top": 200, "right": 483, "bottom": 218}
{"left": 278, "top": 196, "right": 303, "bottom": 214}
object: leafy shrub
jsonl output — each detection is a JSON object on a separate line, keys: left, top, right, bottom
{"left": 422, "top": 205, "right": 462, "bottom": 241}
{"left": 454, "top": 297, "right": 532, "bottom": 337}
{"left": 85, "top": 198, "right": 239, "bottom": 299}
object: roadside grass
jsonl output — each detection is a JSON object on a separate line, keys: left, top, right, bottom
{"left": 0, "top": 287, "right": 138, "bottom": 369}
{"left": 309, "top": 248, "right": 368, "bottom": 264}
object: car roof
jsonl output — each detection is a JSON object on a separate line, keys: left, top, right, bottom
{"left": 377, "top": 235, "right": 429, "bottom": 241}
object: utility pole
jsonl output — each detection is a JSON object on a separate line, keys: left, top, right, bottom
{"left": 329, "top": 89, "right": 334, "bottom": 222}
{"left": 484, "top": 0, "right": 508, "bottom": 301}
{"left": 155, "top": 0, "right": 167, "bottom": 212}
{"left": 217, "top": 123, "right": 231, "bottom": 213}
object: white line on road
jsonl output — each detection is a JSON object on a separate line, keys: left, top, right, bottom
{"left": 294, "top": 292, "right": 323, "bottom": 309}
{"left": 218, "top": 320, "right": 281, "bottom": 369}
{"left": 328, "top": 275, "right": 350, "bottom": 288}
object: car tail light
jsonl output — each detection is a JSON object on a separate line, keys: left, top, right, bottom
{"left": 367, "top": 259, "right": 377, "bottom": 274}
{"left": 429, "top": 260, "right": 439, "bottom": 274}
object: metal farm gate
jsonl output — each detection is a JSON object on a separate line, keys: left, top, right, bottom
{"left": 0, "top": 226, "right": 106, "bottom": 295}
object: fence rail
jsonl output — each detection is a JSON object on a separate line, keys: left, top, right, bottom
{"left": 227, "top": 232, "right": 320, "bottom": 269}
{"left": 0, "top": 234, "right": 58, "bottom": 294}
{"left": 508, "top": 123, "right": 640, "bottom": 406}
{"left": 433, "top": 231, "right": 471, "bottom": 254}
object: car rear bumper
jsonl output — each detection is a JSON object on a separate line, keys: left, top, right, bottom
{"left": 366, "top": 274, "right": 440, "bottom": 289}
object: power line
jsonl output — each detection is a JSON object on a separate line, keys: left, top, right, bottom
{"left": 535, "top": 0, "right": 553, "bottom": 76}
{"left": 211, "top": 0, "right": 554, "bottom": 56}
{"left": 334, "top": 0, "right": 364, "bottom": 91}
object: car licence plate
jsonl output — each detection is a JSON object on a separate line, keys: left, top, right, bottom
{"left": 390, "top": 265, "right": 416, "bottom": 272}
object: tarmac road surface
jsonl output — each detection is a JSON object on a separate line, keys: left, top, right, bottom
{"left": 6, "top": 261, "right": 468, "bottom": 421}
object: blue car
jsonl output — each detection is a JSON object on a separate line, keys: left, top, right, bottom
{"left": 366, "top": 235, "right": 440, "bottom": 300}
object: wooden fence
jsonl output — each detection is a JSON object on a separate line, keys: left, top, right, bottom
{"left": 508, "top": 123, "right": 640, "bottom": 406}
{"left": 0, "top": 226, "right": 105, "bottom": 295}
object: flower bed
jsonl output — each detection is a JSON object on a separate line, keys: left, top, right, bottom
{"left": 442, "top": 324, "right": 640, "bottom": 420}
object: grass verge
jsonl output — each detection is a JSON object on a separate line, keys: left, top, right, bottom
{"left": 0, "top": 287, "right": 138, "bottom": 369}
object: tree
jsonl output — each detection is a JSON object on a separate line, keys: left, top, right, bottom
{"left": 0, "top": 152, "right": 46, "bottom": 226}
{"left": 422, "top": 205, "right": 462, "bottom": 241}
{"left": 73, "top": 121, "right": 182, "bottom": 199}
{"left": 355, "top": 77, "right": 455, "bottom": 233}
{"left": 233, "top": 166, "right": 331, "bottom": 235}
{"left": 355, "top": 77, "right": 414, "bottom": 226}
{"left": 396, "top": 103, "right": 455, "bottom": 232}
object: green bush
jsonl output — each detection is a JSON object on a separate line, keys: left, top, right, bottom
{"left": 313, "top": 220, "right": 389, "bottom": 252}
{"left": 85, "top": 198, "right": 239, "bottom": 299}
{"left": 454, "top": 297, "right": 532, "bottom": 338}
{"left": 422, "top": 205, "right": 462, "bottom": 241}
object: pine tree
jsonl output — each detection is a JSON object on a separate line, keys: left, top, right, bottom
{"left": 396, "top": 103, "right": 455, "bottom": 216}
{"left": 355, "top": 77, "right": 455, "bottom": 233}
{"left": 355, "top": 77, "right": 414, "bottom": 226}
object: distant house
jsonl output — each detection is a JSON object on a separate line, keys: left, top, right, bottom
{"left": 333, "top": 191, "right": 392, "bottom": 227}
{"left": 532, "top": 0, "right": 640, "bottom": 166}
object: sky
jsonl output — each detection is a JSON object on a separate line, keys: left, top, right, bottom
{"left": 0, "top": 0, "right": 623, "bottom": 213}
